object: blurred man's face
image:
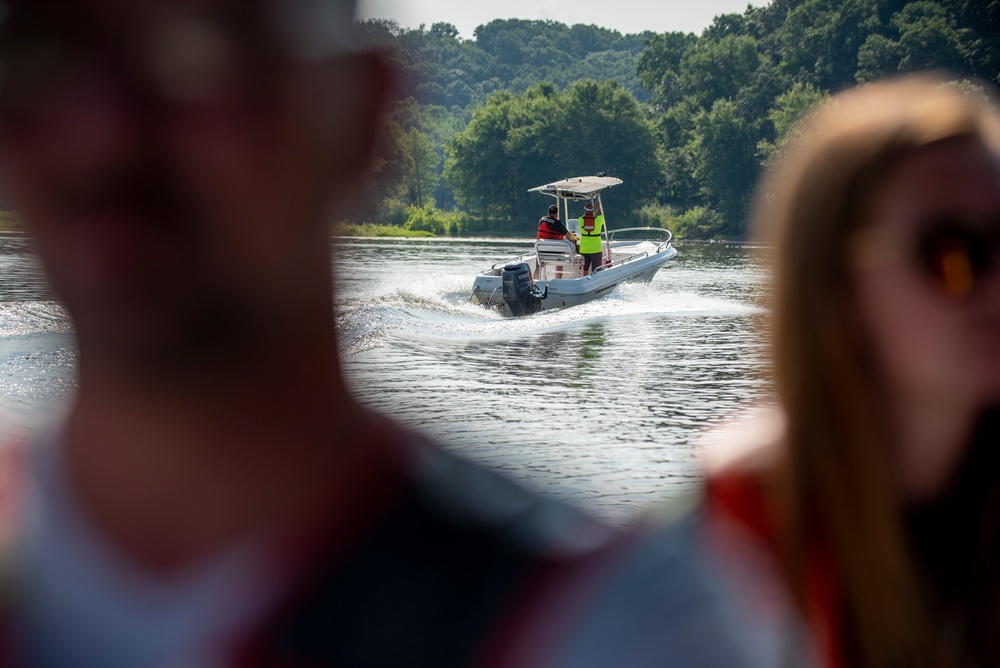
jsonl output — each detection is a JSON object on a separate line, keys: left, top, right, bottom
{"left": 0, "top": 0, "right": 381, "bottom": 365}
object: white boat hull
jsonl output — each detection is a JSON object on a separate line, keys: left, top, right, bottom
{"left": 471, "top": 238, "right": 677, "bottom": 315}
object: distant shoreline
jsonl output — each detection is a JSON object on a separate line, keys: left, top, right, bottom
{"left": 0, "top": 229, "right": 760, "bottom": 245}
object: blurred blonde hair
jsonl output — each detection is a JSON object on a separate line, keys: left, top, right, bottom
{"left": 757, "top": 73, "right": 1000, "bottom": 667}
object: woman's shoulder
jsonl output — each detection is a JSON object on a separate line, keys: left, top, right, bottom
{"left": 695, "top": 407, "right": 783, "bottom": 532}
{"left": 701, "top": 406, "right": 786, "bottom": 481}
{"left": 629, "top": 408, "right": 816, "bottom": 667}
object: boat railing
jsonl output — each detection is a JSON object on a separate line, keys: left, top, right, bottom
{"left": 602, "top": 250, "right": 649, "bottom": 271}
{"left": 483, "top": 228, "right": 672, "bottom": 276}
{"left": 602, "top": 227, "right": 673, "bottom": 269}
{"left": 608, "top": 227, "right": 673, "bottom": 246}
{"left": 488, "top": 252, "right": 535, "bottom": 274}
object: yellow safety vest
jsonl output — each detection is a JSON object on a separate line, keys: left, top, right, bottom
{"left": 579, "top": 214, "right": 604, "bottom": 254}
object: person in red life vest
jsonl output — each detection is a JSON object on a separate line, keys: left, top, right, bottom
{"left": 537, "top": 204, "right": 567, "bottom": 240}
{"left": 690, "top": 74, "right": 1000, "bottom": 668}
{"left": 536, "top": 204, "right": 578, "bottom": 278}
{"left": 578, "top": 201, "right": 606, "bottom": 276}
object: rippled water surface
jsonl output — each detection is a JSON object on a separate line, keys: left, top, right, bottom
{"left": 0, "top": 237, "right": 75, "bottom": 432}
{"left": 335, "top": 237, "right": 773, "bottom": 522}
{"left": 0, "top": 235, "right": 773, "bottom": 523}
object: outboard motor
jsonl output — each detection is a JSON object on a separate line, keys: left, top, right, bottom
{"left": 501, "top": 262, "right": 545, "bottom": 316}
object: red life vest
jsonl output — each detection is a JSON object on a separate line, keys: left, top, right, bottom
{"left": 581, "top": 212, "right": 596, "bottom": 232}
{"left": 536, "top": 216, "right": 564, "bottom": 240}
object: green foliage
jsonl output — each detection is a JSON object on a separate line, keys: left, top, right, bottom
{"left": 445, "top": 211, "right": 496, "bottom": 237}
{"left": 333, "top": 222, "right": 435, "bottom": 238}
{"left": 672, "top": 206, "right": 727, "bottom": 239}
{"left": 362, "top": 2, "right": 995, "bottom": 239}
{"left": 378, "top": 199, "right": 413, "bottom": 227}
{"left": 893, "top": 2, "right": 971, "bottom": 72}
{"left": 633, "top": 203, "right": 677, "bottom": 231}
{"left": 689, "top": 99, "right": 759, "bottom": 231}
{"left": 365, "top": 17, "right": 653, "bottom": 113}
{"left": 680, "top": 35, "right": 762, "bottom": 108}
{"left": 856, "top": 33, "right": 904, "bottom": 82}
{"left": 637, "top": 32, "right": 697, "bottom": 107}
{"left": 703, "top": 12, "right": 757, "bottom": 41}
{"left": 439, "top": 211, "right": 511, "bottom": 237}
{"left": 0, "top": 211, "right": 22, "bottom": 232}
{"left": 952, "top": 0, "right": 1000, "bottom": 82}
{"left": 405, "top": 204, "right": 449, "bottom": 235}
{"left": 445, "top": 90, "right": 524, "bottom": 224}
{"left": 760, "top": 82, "right": 829, "bottom": 158}
{"left": 634, "top": 0, "right": 995, "bottom": 238}
{"left": 775, "top": 0, "right": 883, "bottom": 90}
{"left": 660, "top": 147, "right": 700, "bottom": 206}
{"left": 445, "top": 80, "right": 659, "bottom": 234}
{"left": 336, "top": 204, "right": 462, "bottom": 237}
{"left": 401, "top": 128, "right": 439, "bottom": 206}
{"left": 558, "top": 80, "right": 660, "bottom": 206}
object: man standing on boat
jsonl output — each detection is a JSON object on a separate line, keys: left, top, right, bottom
{"left": 537, "top": 204, "right": 570, "bottom": 240}
{"left": 579, "top": 201, "right": 606, "bottom": 276}
{"left": 536, "top": 204, "right": 578, "bottom": 278}
{"left": 0, "top": 0, "right": 765, "bottom": 666}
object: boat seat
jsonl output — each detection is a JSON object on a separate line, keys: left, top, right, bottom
{"left": 534, "top": 238, "right": 578, "bottom": 280}
{"left": 535, "top": 239, "right": 576, "bottom": 266}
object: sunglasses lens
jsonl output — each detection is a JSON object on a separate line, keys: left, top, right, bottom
{"left": 917, "top": 223, "right": 992, "bottom": 297}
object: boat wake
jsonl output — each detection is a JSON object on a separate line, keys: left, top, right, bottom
{"left": 336, "top": 274, "right": 761, "bottom": 357}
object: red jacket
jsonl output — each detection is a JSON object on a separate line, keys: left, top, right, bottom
{"left": 703, "top": 436, "right": 841, "bottom": 668}
{"left": 536, "top": 216, "right": 566, "bottom": 240}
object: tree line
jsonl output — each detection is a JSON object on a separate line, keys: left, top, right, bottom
{"left": 354, "top": 0, "right": 1000, "bottom": 239}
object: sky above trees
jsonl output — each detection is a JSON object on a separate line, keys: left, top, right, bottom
{"left": 357, "top": 0, "right": 769, "bottom": 39}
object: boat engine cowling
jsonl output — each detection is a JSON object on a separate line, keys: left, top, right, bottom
{"left": 501, "top": 262, "right": 544, "bottom": 316}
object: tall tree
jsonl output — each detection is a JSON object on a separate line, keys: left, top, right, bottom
{"left": 679, "top": 34, "right": 762, "bottom": 108}
{"left": 689, "top": 99, "right": 760, "bottom": 233}
{"left": 446, "top": 81, "right": 658, "bottom": 232}
{"left": 892, "top": 2, "right": 971, "bottom": 72}
{"left": 637, "top": 31, "right": 698, "bottom": 110}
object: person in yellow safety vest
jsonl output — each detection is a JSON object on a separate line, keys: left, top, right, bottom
{"left": 578, "top": 201, "right": 605, "bottom": 276}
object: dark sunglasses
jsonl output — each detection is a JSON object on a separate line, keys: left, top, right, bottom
{"left": 853, "top": 215, "right": 1000, "bottom": 298}
{"left": 912, "top": 216, "right": 1000, "bottom": 297}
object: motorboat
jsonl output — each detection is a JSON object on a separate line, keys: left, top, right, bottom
{"left": 471, "top": 175, "right": 678, "bottom": 316}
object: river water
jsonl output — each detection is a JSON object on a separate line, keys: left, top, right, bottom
{"left": 0, "top": 235, "right": 773, "bottom": 524}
